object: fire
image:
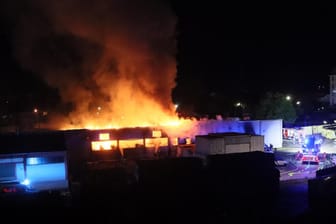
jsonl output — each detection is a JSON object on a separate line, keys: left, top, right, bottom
{"left": 52, "top": 76, "right": 196, "bottom": 136}
{"left": 9, "top": 0, "right": 199, "bottom": 136}
{"left": 56, "top": 99, "right": 187, "bottom": 130}
{"left": 57, "top": 101, "right": 198, "bottom": 139}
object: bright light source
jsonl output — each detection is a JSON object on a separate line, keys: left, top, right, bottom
{"left": 91, "top": 140, "right": 117, "bottom": 151}
{"left": 97, "top": 106, "right": 101, "bottom": 111}
{"left": 21, "top": 179, "right": 30, "bottom": 186}
{"left": 186, "top": 137, "right": 191, "bottom": 144}
{"left": 33, "top": 108, "right": 38, "bottom": 113}
{"left": 152, "top": 130, "right": 162, "bottom": 138}
{"left": 27, "top": 157, "right": 40, "bottom": 165}
{"left": 324, "top": 176, "right": 331, "bottom": 181}
{"left": 323, "top": 120, "right": 328, "bottom": 124}
{"left": 99, "top": 133, "right": 110, "bottom": 140}
{"left": 171, "top": 137, "right": 178, "bottom": 146}
{"left": 286, "top": 95, "right": 291, "bottom": 101}
{"left": 296, "top": 101, "right": 301, "bottom": 105}
{"left": 174, "top": 104, "right": 178, "bottom": 109}
{"left": 236, "top": 102, "right": 241, "bottom": 107}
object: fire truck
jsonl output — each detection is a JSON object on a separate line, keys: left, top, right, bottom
{"left": 302, "top": 134, "right": 323, "bottom": 155}
{"left": 296, "top": 133, "right": 325, "bottom": 164}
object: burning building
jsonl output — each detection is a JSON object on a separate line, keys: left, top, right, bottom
{"left": 88, "top": 127, "right": 175, "bottom": 158}
{"left": 1, "top": 0, "right": 285, "bottom": 164}
{"left": 2, "top": 0, "right": 285, "bottom": 149}
{"left": 5, "top": 0, "right": 183, "bottom": 132}
{"left": 0, "top": 2, "right": 284, "bottom": 210}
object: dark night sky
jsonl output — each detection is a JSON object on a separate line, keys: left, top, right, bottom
{"left": 0, "top": 15, "right": 60, "bottom": 112}
{"left": 0, "top": 1, "right": 335, "bottom": 115}
{"left": 171, "top": 2, "right": 335, "bottom": 114}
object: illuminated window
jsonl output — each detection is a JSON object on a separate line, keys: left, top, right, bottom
{"left": 145, "top": 137, "right": 169, "bottom": 148}
{"left": 99, "top": 133, "right": 110, "bottom": 140}
{"left": 171, "top": 137, "right": 178, "bottom": 146}
{"left": 91, "top": 140, "right": 117, "bottom": 151}
{"left": 152, "top": 130, "right": 162, "bottom": 138}
{"left": 119, "top": 139, "right": 144, "bottom": 149}
{"left": 186, "top": 137, "right": 191, "bottom": 144}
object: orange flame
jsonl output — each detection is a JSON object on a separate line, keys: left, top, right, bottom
{"left": 55, "top": 97, "right": 198, "bottom": 139}
{"left": 11, "top": 0, "right": 201, "bottom": 137}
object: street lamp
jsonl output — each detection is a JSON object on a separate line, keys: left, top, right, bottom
{"left": 33, "top": 108, "right": 40, "bottom": 128}
{"left": 234, "top": 102, "right": 245, "bottom": 118}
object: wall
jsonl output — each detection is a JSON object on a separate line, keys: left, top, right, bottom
{"left": 193, "top": 119, "right": 282, "bottom": 148}
{"left": 195, "top": 134, "right": 264, "bottom": 155}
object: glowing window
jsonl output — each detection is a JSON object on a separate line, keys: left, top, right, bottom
{"left": 27, "top": 157, "right": 40, "bottom": 165}
{"left": 145, "top": 137, "right": 169, "bottom": 148}
{"left": 171, "top": 137, "right": 178, "bottom": 146}
{"left": 152, "top": 130, "right": 162, "bottom": 138}
{"left": 91, "top": 140, "right": 117, "bottom": 151}
{"left": 99, "top": 133, "right": 110, "bottom": 140}
{"left": 119, "top": 139, "right": 144, "bottom": 149}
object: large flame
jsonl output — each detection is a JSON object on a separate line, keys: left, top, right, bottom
{"left": 5, "top": 0, "right": 199, "bottom": 135}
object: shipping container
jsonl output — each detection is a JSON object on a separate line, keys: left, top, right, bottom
{"left": 195, "top": 133, "right": 264, "bottom": 156}
{"left": 192, "top": 119, "right": 282, "bottom": 148}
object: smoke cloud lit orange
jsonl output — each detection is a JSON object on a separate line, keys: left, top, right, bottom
{"left": 6, "top": 0, "right": 195, "bottom": 133}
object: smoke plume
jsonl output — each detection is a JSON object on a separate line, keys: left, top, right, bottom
{"left": 3, "top": 0, "right": 177, "bottom": 129}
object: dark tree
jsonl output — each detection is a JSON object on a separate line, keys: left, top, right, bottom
{"left": 255, "top": 92, "right": 297, "bottom": 123}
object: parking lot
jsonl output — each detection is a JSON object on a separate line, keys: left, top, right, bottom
{"left": 275, "top": 139, "right": 336, "bottom": 181}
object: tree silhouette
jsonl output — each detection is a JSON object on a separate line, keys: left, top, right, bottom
{"left": 255, "top": 92, "right": 297, "bottom": 123}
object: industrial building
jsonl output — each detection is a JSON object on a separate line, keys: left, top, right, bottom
{"left": 0, "top": 119, "right": 282, "bottom": 200}
{"left": 0, "top": 131, "right": 68, "bottom": 194}
{"left": 195, "top": 132, "right": 264, "bottom": 156}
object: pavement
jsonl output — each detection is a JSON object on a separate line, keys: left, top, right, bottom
{"left": 270, "top": 179, "right": 310, "bottom": 222}
{"left": 279, "top": 138, "right": 336, "bottom": 154}
{"left": 268, "top": 139, "right": 336, "bottom": 222}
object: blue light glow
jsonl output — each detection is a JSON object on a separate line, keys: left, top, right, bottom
{"left": 21, "top": 179, "right": 30, "bottom": 186}
{"left": 304, "top": 138, "right": 309, "bottom": 144}
{"left": 27, "top": 157, "right": 40, "bottom": 165}
{"left": 27, "top": 163, "right": 65, "bottom": 182}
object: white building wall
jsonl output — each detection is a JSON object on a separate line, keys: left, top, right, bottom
{"left": 192, "top": 119, "right": 283, "bottom": 148}
{"left": 259, "top": 120, "right": 282, "bottom": 148}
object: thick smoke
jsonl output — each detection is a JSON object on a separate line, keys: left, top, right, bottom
{"left": 4, "top": 0, "right": 177, "bottom": 129}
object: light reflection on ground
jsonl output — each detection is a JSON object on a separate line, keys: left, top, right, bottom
{"left": 276, "top": 138, "right": 336, "bottom": 181}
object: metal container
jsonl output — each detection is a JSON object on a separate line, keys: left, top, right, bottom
{"left": 195, "top": 133, "right": 264, "bottom": 155}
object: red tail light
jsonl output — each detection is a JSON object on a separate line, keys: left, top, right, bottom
{"left": 2, "top": 187, "right": 17, "bottom": 193}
